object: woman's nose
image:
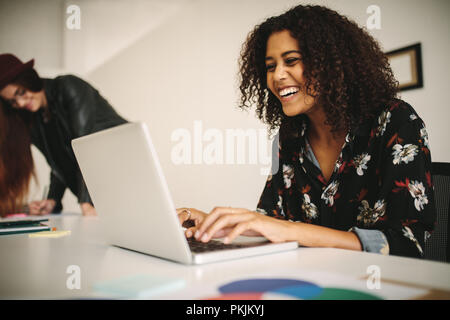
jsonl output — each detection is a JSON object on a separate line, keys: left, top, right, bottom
{"left": 16, "top": 96, "right": 27, "bottom": 108}
{"left": 274, "top": 65, "right": 288, "bottom": 81}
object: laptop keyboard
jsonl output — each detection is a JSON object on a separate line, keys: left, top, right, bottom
{"left": 187, "top": 237, "right": 270, "bottom": 253}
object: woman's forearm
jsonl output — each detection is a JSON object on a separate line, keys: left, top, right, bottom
{"left": 289, "top": 222, "right": 362, "bottom": 251}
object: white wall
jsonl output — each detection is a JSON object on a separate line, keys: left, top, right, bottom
{"left": 1, "top": 0, "right": 449, "bottom": 213}
{"left": 0, "top": 0, "right": 64, "bottom": 74}
{"left": 63, "top": 0, "right": 191, "bottom": 75}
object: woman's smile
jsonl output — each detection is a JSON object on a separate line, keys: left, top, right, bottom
{"left": 278, "top": 86, "right": 300, "bottom": 102}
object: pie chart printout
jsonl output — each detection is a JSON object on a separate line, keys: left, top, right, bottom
{"left": 205, "top": 278, "right": 382, "bottom": 300}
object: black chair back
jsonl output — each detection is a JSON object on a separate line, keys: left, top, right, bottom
{"left": 424, "top": 162, "right": 450, "bottom": 263}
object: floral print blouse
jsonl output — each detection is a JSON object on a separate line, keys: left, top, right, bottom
{"left": 256, "top": 99, "right": 436, "bottom": 258}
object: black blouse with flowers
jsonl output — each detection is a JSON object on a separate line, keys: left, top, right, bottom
{"left": 256, "top": 99, "right": 436, "bottom": 258}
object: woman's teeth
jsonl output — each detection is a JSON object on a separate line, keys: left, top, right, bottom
{"left": 279, "top": 87, "right": 299, "bottom": 97}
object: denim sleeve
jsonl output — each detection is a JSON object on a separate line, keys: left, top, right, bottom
{"left": 350, "top": 227, "right": 390, "bottom": 255}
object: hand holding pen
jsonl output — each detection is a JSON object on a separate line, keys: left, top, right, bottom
{"left": 28, "top": 185, "right": 56, "bottom": 215}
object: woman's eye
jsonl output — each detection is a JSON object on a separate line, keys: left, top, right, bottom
{"left": 285, "top": 58, "right": 299, "bottom": 65}
{"left": 265, "top": 64, "right": 275, "bottom": 72}
{"left": 17, "top": 88, "right": 25, "bottom": 96}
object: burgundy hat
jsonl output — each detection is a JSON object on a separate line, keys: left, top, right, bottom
{"left": 0, "top": 53, "right": 34, "bottom": 90}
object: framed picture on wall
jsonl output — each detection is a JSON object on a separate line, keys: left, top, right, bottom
{"left": 386, "top": 43, "right": 423, "bottom": 91}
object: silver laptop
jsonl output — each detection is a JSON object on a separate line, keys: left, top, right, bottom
{"left": 72, "top": 122, "right": 298, "bottom": 264}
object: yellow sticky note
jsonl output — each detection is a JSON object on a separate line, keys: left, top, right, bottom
{"left": 29, "top": 230, "right": 71, "bottom": 238}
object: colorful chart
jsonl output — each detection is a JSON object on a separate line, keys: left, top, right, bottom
{"left": 206, "top": 278, "right": 382, "bottom": 300}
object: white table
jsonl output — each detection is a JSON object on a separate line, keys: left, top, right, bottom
{"left": 1, "top": 214, "right": 449, "bottom": 300}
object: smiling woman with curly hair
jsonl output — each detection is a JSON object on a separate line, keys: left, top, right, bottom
{"left": 177, "top": 5, "right": 435, "bottom": 259}
{"left": 238, "top": 5, "right": 399, "bottom": 138}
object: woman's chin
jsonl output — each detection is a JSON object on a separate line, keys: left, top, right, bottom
{"left": 282, "top": 105, "right": 302, "bottom": 117}
{"left": 282, "top": 99, "right": 317, "bottom": 117}
{"left": 29, "top": 103, "right": 41, "bottom": 112}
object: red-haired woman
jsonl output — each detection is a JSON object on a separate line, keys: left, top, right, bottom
{"left": 0, "top": 54, "right": 127, "bottom": 217}
{"left": 177, "top": 5, "right": 436, "bottom": 258}
{"left": 0, "top": 99, "right": 35, "bottom": 217}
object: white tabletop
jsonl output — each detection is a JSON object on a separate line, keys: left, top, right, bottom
{"left": 1, "top": 214, "right": 449, "bottom": 300}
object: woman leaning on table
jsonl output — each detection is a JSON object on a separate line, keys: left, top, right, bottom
{"left": 0, "top": 54, "right": 127, "bottom": 217}
{"left": 177, "top": 5, "right": 436, "bottom": 258}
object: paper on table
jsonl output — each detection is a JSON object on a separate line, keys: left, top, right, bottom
{"left": 162, "top": 268, "right": 429, "bottom": 300}
{"left": 94, "top": 274, "right": 186, "bottom": 299}
{"left": 4, "top": 214, "right": 28, "bottom": 218}
{"left": 29, "top": 230, "right": 71, "bottom": 238}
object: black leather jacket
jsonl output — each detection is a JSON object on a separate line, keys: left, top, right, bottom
{"left": 30, "top": 75, "right": 127, "bottom": 212}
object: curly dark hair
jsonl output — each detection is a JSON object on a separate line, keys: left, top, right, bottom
{"left": 238, "top": 5, "right": 398, "bottom": 138}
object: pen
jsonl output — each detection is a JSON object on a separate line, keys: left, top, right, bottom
{"left": 42, "top": 185, "right": 49, "bottom": 201}
{"left": 39, "top": 185, "right": 50, "bottom": 214}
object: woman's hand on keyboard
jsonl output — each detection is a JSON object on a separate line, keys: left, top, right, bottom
{"left": 176, "top": 208, "right": 208, "bottom": 239}
{"left": 193, "top": 207, "right": 296, "bottom": 244}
